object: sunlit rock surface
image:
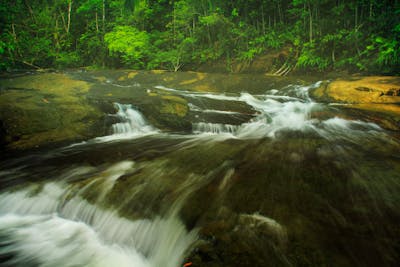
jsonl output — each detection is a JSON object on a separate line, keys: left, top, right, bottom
{"left": 311, "top": 76, "right": 400, "bottom": 131}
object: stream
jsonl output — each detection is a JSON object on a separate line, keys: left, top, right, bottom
{"left": 0, "top": 75, "right": 399, "bottom": 267}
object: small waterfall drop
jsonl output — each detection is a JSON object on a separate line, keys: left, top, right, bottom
{"left": 112, "top": 103, "right": 156, "bottom": 135}
{"left": 181, "top": 81, "right": 386, "bottom": 141}
{"left": 92, "top": 103, "right": 158, "bottom": 143}
{"left": 193, "top": 122, "right": 239, "bottom": 135}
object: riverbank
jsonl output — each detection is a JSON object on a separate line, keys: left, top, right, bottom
{"left": 1, "top": 70, "right": 399, "bottom": 151}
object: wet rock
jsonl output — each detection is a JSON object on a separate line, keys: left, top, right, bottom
{"left": 385, "top": 88, "right": 400, "bottom": 96}
{"left": 312, "top": 76, "right": 400, "bottom": 104}
{"left": 311, "top": 76, "right": 400, "bottom": 131}
{"left": 0, "top": 73, "right": 103, "bottom": 149}
{"left": 0, "top": 120, "right": 7, "bottom": 148}
{"left": 185, "top": 209, "right": 291, "bottom": 267}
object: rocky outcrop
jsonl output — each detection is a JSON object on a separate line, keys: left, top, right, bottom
{"left": 311, "top": 76, "right": 400, "bottom": 131}
{"left": 0, "top": 73, "right": 104, "bottom": 149}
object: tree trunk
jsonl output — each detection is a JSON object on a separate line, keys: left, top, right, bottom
{"left": 355, "top": 3, "right": 358, "bottom": 31}
{"left": 11, "top": 23, "right": 22, "bottom": 58}
{"left": 95, "top": 12, "right": 99, "bottom": 33}
{"left": 308, "top": 2, "right": 313, "bottom": 43}
{"left": 278, "top": 1, "right": 283, "bottom": 24}
{"left": 60, "top": 12, "right": 68, "bottom": 33}
{"left": 24, "top": 0, "right": 36, "bottom": 24}
{"left": 192, "top": 18, "right": 195, "bottom": 36}
{"left": 261, "top": 4, "right": 266, "bottom": 34}
{"left": 303, "top": 3, "right": 306, "bottom": 34}
{"left": 173, "top": 5, "right": 176, "bottom": 46}
{"left": 369, "top": 1, "right": 373, "bottom": 18}
{"left": 67, "top": 0, "right": 72, "bottom": 34}
{"left": 102, "top": 0, "right": 105, "bottom": 33}
{"left": 54, "top": 18, "right": 60, "bottom": 50}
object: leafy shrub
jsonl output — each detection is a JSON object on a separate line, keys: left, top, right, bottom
{"left": 105, "top": 26, "right": 150, "bottom": 68}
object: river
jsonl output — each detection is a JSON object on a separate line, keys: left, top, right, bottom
{"left": 0, "top": 72, "right": 399, "bottom": 267}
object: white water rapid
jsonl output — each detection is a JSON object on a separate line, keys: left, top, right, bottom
{"left": 82, "top": 103, "right": 158, "bottom": 144}
{"left": 0, "top": 162, "right": 197, "bottom": 267}
{"left": 111, "top": 103, "right": 156, "bottom": 136}
{"left": 1, "top": 79, "right": 397, "bottom": 267}
{"left": 82, "top": 81, "right": 387, "bottom": 144}
{"left": 154, "top": 82, "right": 387, "bottom": 142}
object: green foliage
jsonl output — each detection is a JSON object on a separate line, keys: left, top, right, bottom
{"left": 77, "top": 32, "right": 105, "bottom": 65}
{"left": 297, "top": 43, "right": 329, "bottom": 70}
{"left": 374, "top": 37, "right": 399, "bottom": 66}
{"left": 0, "top": 0, "right": 398, "bottom": 73}
{"left": 77, "top": 0, "right": 102, "bottom": 13}
{"left": 0, "top": 36, "right": 14, "bottom": 70}
{"left": 238, "top": 48, "right": 260, "bottom": 62}
{"left": 105, "top": 26, "right": 150, "bottom": 68}
{"left": 55, "top": 51, "right": 82, "bottom": 68}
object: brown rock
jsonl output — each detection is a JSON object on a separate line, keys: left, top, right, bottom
{"left": 312, "top": 76, "right": 400, "bottom": 131}
{"left": 320, "top": 76, "right": 400, "bottom": 104}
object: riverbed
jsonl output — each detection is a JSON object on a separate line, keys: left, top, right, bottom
{"left": 0, "top": 71, "right": 399, "bottom": 267}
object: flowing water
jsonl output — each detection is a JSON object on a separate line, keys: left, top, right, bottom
{"left": 0, "top": 76, "right": 399, "bottom": 267}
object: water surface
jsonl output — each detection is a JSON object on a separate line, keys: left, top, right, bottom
{"left": 0, "top": 74, "right": 399, "bottom": 267}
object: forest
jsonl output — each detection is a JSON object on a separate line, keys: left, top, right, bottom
{"left": 0, "top": 0, "right": 399, "bottom": 74}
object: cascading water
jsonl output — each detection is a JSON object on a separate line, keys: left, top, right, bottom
{"left": 192, "top": 123, "right": 239, "bottom": 135}
{"left": 0, "top": 162, "right": 198, "bottom": 267}
{"left": 1, "top": 78, "right": 399, "bottom": 267}
{"left": 179, "top": 81, "right": 386, "bottom": 141}
{"left": 91, "top": 103, "right": 158, "bottom": 143}
{"left": 111, "top": 103, "right": 155, "bottom": 135}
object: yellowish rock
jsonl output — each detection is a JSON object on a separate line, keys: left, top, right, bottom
{"left": 160, "top": 102, "right": 188, "bottom": 117}
{"left": 151, "top": 70, "right": 167, "bottom": 74}
{"left": 312, "top": 76, "right": 400, "bottom": 131}
{"left": 127, "top": 71, "right": 138, "bottom": 79}
{"left": 161, "top": 95, "right": 187, "bottom": 104}
{"left": 94, "top": 76, "right": 107, "bottom": 83}
{"left": 325, "top": 76, "right": 400, "bottom": 104}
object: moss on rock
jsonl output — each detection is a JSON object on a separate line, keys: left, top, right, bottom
{"left": 0, "top": 73, "right": 103, "bottom": 149}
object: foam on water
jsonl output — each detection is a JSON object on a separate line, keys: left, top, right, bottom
{"left": 187, "top": 81, "right": 387, "bottom": 141}
{"left": 193, "top": 122, "right": 239, "bottom": 135}
{"left": 65, "top": 81, "right": 388, "bottom": 149}
{"left": 108, "top": 103, "right": 158, "bottom": 138}
{"left": 0, "top": 162, "right": 198, "bottom": 267}
{"left": 70, "top": 104, "right": 159, "bottom": 146}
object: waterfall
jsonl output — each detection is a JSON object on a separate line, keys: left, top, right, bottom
{"left": 192, "top": 122, "right": 239, "bottom": 135}
{"left": 90, "top": 103, "right": 158, "bottom": 143}
{"left": 111, "top": 103, "right": 156, "bottom": 135}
